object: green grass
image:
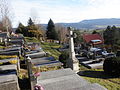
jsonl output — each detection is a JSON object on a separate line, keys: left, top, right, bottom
{"left": 0, "top": 55, "right": 17, "bottom": 60}
{"left": 78, "top": 66, "right": 120, "bottom": 90}
{"left": 0, "top": 46, "right": 5, "bottom": 49}
{"left": 25, "top": 37, "right": 39, "bottom": 43}
{"left": 41, "top": 42, "right": 61, "bottom": 60}
{"left": 25, "top": 37, "right": 61, "bottom": 60}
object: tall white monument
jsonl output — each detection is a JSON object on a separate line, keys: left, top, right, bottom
{"left": 67, "top": 27, "right": 79, "bottom": 73}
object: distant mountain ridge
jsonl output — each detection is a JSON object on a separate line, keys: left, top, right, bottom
{"left": 42, "top": 18, "right": 120, "bottom": 30}
{"left": 59, "top": 18, "right": 120, "bottom": 30}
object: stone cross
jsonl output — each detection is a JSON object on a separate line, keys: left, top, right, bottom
{"left": 66, "top": 27, "right": 79, "bottom": 73}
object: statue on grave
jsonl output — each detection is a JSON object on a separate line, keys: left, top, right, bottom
{"left": 66, "top": 27, "right": 79, "bottom": 73}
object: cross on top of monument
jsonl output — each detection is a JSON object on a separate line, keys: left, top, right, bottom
{"left": 67, "top": 27, "right": 77, "bottom": 38}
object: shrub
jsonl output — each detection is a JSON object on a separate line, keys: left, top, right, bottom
{"left": 59, "top": 51, "right": 69, "bottom": 67}
{"left": 103, "top": 57, "right": 120, "bottom": 76}
{"left": 116, "top": 50, "right": 120, "bottom": 57}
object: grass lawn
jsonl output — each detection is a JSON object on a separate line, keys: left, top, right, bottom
{"left": 25, "top": 37, "right": 61, "bottom": 60}
{"left": 25, "top": 37, "right": 39, "bottom": 43}
{"left": 78, "top": 66, "right": 120, "bottom": 90}
{"left": 40, "top": 42, "right": 61, "bottom": 60}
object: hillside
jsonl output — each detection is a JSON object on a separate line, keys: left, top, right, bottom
{"left": 60, "top": 18, "right": 120, "bottom": 30}
{"left": 42, "top": 18, "right": 120, "bottom": 30}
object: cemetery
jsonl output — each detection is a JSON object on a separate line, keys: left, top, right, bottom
{"left": 0, "top": 27, "right": 111, "bottom": 90}
{"left": 1, "top": 0, "right": 120, "bottom": 89}
{"left": 0, "top": 13, "right": 120, "bottom": 90}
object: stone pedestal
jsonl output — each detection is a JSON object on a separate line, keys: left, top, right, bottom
{"left": 66, "top": 27, "right": 79, "bottom": 73}
{"left": 67, "top": 58, "right": 79, "bottom": 73}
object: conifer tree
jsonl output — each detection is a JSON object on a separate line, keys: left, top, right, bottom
{"left": 46, "top": 19, "right": 58, "bottom": 40}
{"left": 28, "top": 17, "right": 34, "bottom": 26}
{"left": 15, "top": 22, "right": 27, "bottom": 36}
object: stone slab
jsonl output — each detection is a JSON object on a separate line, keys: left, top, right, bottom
{"left": 37, "top": 68, "right": 76, "bottom": 80}
{"left": 0, "top": 65, "right": 17, "bottom": 75}
{"left": 0, "top": 81, "right": 19, "bottom": 90}
{"left": 0, "top": 74, "right": 19, "bottom": 90}
{"left": 68, "top": 83, "right": 107, "bottom": 90}
{"left": 80, "top": 59, "right": 104, "bottom": 69}
{"left": 0, "top": 51, "right": 20, "bottom": 55}
{"left": 0, "top": 74, "right": 17, "bottom": 83}
{"left": 37, "top": 68, "right": 107, "bottom": 90}
{"left": 27, "top": 51, "right": 46, "bottom": 59}
{"left": 0, "top": 47, "right": 21, "bottom": 52}
{"left": 8, "top": 40, "right": 23, "bottom": 43}
{"left": 31, "top": 57, "right": 54, "bottom": 64}
{"left": 38, "top": 74, "right": 90, "bottom": 90}
{"left": 35, "top": 61, "right": 62, "bottom": 67}
{"left": 0, "top": 58, "right": 18, "bottom": 63}
{"left": 79, "top": 83, "right": 107, "bottom": 90}
{"left": 37, "top": 68, "right": 90, "bottom": 90}
{"left": 0, "top": 64, "right": 17, "bottom": 71}
{"left": 88, "top": 62, "right": 104, "bottom": 69}
{"left": 38, "top": 74, "right": 89, "bottom": 85}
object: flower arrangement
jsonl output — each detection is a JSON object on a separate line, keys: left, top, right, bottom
{"left": 9, "top": 60, "right": 18, "bottom": 64}
{"left": 34, "top": 84, "right": 44, "bottom": 90}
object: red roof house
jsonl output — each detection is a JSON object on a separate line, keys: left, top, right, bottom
{"left": 83, "top": 34, "right": 104, "bottom": 45}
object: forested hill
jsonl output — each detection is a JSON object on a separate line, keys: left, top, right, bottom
{"left": 42, "top": 18, "right": 120, "bottom": 30}
{"left": 59, "top": 18, "right": 120, "bottom": 30}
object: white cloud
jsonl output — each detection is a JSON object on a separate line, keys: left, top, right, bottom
{"left": 11, "top": 0, "right": 120, "bottom": 27}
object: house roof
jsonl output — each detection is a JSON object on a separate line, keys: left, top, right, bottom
{"left": 83, "top": 34, "right": 104, "bottom": 44}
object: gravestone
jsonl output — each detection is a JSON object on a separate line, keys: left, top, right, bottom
{"left": 27, "top": 51, "right": 46, "bottom": 59}
{"left": 0, "top": 65, "right": 19, "bottom": 90}
{"left": 79, "top": 58, "right": 105, "bottom": 69}
{"left": 37, "top": 68, "right": 107, "bottom": 90}
{"left": 0, "top": 75, "right": 19, "bottom": 90}
{"left": 66, "top": 27, "right": 79, "bottom": 72}
{"left": 31, "top": 57, "right": 62, "bottom": 67}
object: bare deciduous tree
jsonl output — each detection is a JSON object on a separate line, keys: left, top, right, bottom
{"left": 55, "top": 24, "right": 69, "bottom": 44}
{"left": 0, "top": 0, "right": 12, "bottom": 33}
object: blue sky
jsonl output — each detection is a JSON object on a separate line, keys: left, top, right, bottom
{"left": 11, "top": 0, "right": 120, "bottom": 27}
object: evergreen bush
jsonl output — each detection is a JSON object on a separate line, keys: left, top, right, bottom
{"left": 103, "top": 57, "right": 120, "bottom": 76}
{"left": 59, "top": 51, "right": 69, "bottom": 67}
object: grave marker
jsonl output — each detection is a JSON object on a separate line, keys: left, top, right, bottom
{"left": 66, "top": 27, "right": 79, "bottom": 73}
